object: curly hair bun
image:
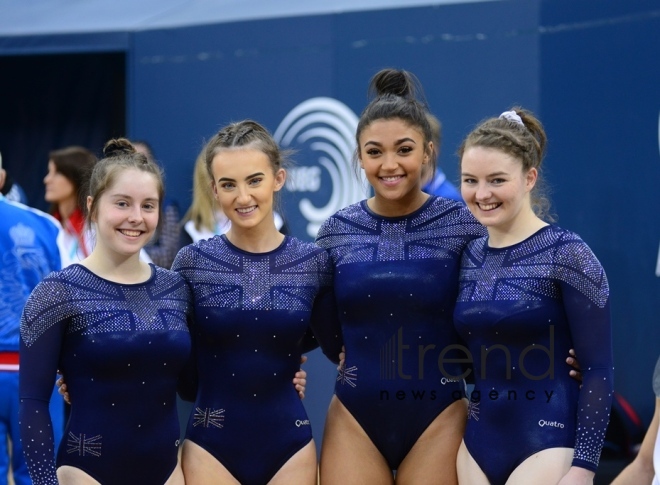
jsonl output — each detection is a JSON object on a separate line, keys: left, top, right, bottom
{"left": 103, "top": 138, "right": 136, "bottom": 158}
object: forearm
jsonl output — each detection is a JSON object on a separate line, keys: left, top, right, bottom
{"left": 610, "top": 459, "right": 654, "bottom": 485}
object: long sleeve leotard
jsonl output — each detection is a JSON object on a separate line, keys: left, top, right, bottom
{"left": 19, "top": 264, "right": 192, "bottom": 485}
{"left": 453, "top": 225, "right": 613, "bottom": 484}
{"left": 171, "top": 235, "right": 341, "bottom": 484}
{"left": 315, "top": 196, "right": 485, "bottom": 469}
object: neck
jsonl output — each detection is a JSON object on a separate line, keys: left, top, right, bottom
{"left": 369, "top": 190, "right": 429, "bottom": 217}
{"left": 226, "top": 219, "right": 284, "bottom": 254}
{"left": 58, "top": 198, "right": 78, "bottom": 221}
{"left": 486, "top": 207, "right": 548, "bottom": 248}
{"left": 81, "top": 249, "right": 150, "bottom": 284}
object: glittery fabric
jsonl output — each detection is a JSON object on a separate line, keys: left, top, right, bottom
{"left": 19, "top": 264, "right": 192, "bottom": 485}
{"left": 316, "top": 196, "right": 486, "bottom": 469}
{"left": 172, "top": 235, "right": 341, "bottom": 484}
{"left": 454, "top": 225, "right": 613, "bottom": 483}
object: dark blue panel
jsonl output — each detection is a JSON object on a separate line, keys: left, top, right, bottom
{"left": 0, "top": 32, "right": 129, "bottom": 55}
{"left": 0, "top": 53, "right": 126, "bottom": 210}
{"left": 130, "top": 15, "right": 335, "bottom": 241}
{"left": 333, "top": 0, "right": 541, "bottom": 196}
{"left": 540, "top": 1, "right": 660, "bottom": 424}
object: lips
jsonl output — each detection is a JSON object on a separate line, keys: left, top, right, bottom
{"left": 478, "top": 202, "right": 501, "bottom": 211}
{"left": 379, "top": 175, "right": 405, "bottom": 186}
{"left": 119, "top": 229, "right": 142, "bottom": 237}
{"left": 236, "top": 206, "right": 256, "bottom": 215}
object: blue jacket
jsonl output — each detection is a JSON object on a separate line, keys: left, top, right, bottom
{"left": 0, "top": 194, "right": 63, "bottom": 352}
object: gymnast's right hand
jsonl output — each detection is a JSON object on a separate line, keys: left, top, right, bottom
{"left": 337, "top": 345, "right": 346, "bottom": 371}
{"left": 56, "top": 373, "right": 71, "bottom": 405}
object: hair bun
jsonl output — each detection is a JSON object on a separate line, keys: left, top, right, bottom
{"left": 370, "top": 68, "right": 417, "bottom": 99}
{"left": 103, "top": 138, "right": 136, "bottom": 158}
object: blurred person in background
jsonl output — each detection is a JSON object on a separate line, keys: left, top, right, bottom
{"left": 0, "top": 150, "right": 29, "bottom": 205}
{"left": 421, "top": 113, "right": 463, "bottom": 202}
{"left": 611, "top": 356, "right": 660, "bottom": 485}
{"left": 0, "top": 162, "right": 65, "bottom": 485}
{"left": 44, "top": 146, "right": 96, "bottom": 264}
{"left": 133, "top": 140, "right": 182, "bottom": 268}
{"left": 180, "top": 147, "right": 231, "bottom": 246}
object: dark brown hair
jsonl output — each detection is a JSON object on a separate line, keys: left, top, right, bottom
{"left": 458, "top": 107, "right": 553, "bottom": 220}
{"left": 86, "top": 138, "right": 164, "bottom": 227}
{"left": 355, "top": 68, "right": 435, "bottom": 177}
{"left": 48, "top": 146, "right": 97, "bottom": 213}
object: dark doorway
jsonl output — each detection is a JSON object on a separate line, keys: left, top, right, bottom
{"left": 0, "top": 52, "right": 125, "bottom": 211}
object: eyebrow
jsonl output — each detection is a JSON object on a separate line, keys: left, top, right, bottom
{"left": 110, "top": 193, "right": 159, "bottom": 201}
{"left": 363, "top": 137, "right": 417, "bottom": 147}
{"left": 218, "top": 172, "right": 265, "bottom": 182}
{"left": 461, "top": 171, "right": 509, "bottom": 177}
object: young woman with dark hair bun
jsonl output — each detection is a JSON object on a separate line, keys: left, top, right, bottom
{"left": 21, "top": 138, "right": 192, "bottom": 485}
{"left": 316, "top": 68, "right": 486, "bottom": 484}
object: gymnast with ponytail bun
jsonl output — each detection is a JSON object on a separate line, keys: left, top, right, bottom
{"left": 454, "top": 108, "right": 613, "bottom": 485}
{"left": 19, "top": 138, "right": 193, "bottom": 485}
{"left": 315, "top": 68, "right": 486, "bottom": 484}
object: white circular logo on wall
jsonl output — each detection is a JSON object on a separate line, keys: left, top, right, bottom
{"left": 274, "top": 97, "right": 369, "bottom": 239}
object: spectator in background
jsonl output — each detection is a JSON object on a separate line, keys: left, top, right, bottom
{"left": 611, "top": 356, "right": 660, "bottom": 485}
{"left": 44, "top": 146, "right": 97, "bottom": 264}
{"left": 0, "top": 164, "right": 65, "bottom": 485}
{"left": 0, "top": 150, "right": 29, "bottom": 205}
{"left": 180, "top": 147, "right": 231, "bottom": 246}
{"left": 421, "top": 113, "right": 463, "bottom": 202}
{"left": 132, "top": 140, "right": 182, "bottom": 268}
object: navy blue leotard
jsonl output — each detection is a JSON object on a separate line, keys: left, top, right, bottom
{"left": 172, "top": 235, "right": 341, "bottom": 485}
{"left": 454, "top": 225, "right": 613, "bottom": 484}
{"left": 315, "top": 196, "right": 485, "bottom": 469}
{"left": 19, "top": 264, "right": 192, "bottom": 485}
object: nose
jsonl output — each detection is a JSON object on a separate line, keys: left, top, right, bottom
{"left": 236, "top": 184, "right": 251, "bottom": 205}
{"left": 475, "top": 183, "right": 491, "bottom": 201}
{"left": 381, "top": 153, "right": 398, "bottom": 171}
{"left": 127, "top": 205, "right": 143, "bottom": 223}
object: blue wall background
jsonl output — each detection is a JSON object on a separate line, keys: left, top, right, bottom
{"left": 127, "top": 0, "right": 660, "bottom": 440}
{"left": 1, "top": 0, "right": 658, "bottom": 456}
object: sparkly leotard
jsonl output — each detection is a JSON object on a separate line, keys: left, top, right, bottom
{"left": 454, "top": 225, "right": 613, "bottom": 484}
{"left": 172, "top": 235, "right": 341, "bottom": 484}
{"left": 315, "top": 196, "right": 485, "bottom": 469}
{"left": 19, "top": 264, "right": 192, "bottom": 485}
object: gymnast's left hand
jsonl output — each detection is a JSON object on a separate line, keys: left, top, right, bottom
{"left": 293, "top": 355, "right": 308, "bottom": 399}
{"left": 566, "top": 348, "right": 582, "bottom": 386}
{"left": 557, "top": 466, "right": 594, "bottom": 485}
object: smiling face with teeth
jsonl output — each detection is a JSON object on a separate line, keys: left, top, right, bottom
{"left": 211, "top": 147, "right": 286, "bottom": 237}
{"left": 358, "top": 118, "right": 432, "bottom": 217}
{"left": 89, "top": 168, "right": 160, "bottom": 260}
{"left": 460, "top": 146, "right": 538, "bottom": 241}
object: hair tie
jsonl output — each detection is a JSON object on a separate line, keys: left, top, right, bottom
{"left": 499, "top": 110, "right": 524, "bottom": 126}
